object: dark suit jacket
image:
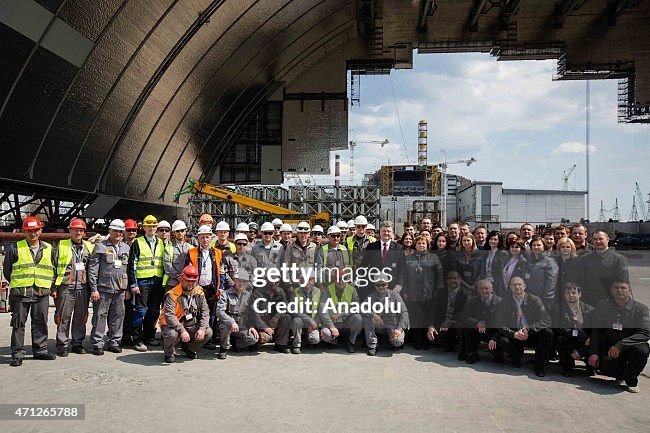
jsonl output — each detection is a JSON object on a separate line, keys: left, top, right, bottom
{"left": 360, "top": 240, "right": 405, "bottom": 290}
{"left": 551, "top": 300, "right": 594, "bottom": 341}
{"left": 430, "top": 286, "right": 472, "bottom": 328}
{"left": 493, "top": 292, "right": 551, "bottom": 339}
{"left": 459, "top": 294, "right": 502, "bottom": 329}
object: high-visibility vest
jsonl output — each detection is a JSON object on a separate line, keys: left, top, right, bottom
{"left": 294, "top": 287, "right": 321, "bottom": 319}
{"left": 161, "top": 241, "right": 174, "bottom": 286}
{"left": 345, "top": 235, "right": 376, "bottom": 260}
{"left": 211, "top": 239, "right": 236, "bottom": 254}
{"left": 188, "top": 247, "right": 222, "bottom": 289}
{"left": 135, "top": 236, "right": 164, "bottom": 279}
{"left": 159, "top": 284, "right": 205, "bottom": 327}
{"left": 321, "top": 244, "right": 350, "bottom": 267}
{"left": 9, "top": 240, "right": 55, "bottom": 289}
{"left": 327, "top": 283, "right": 354, "bottom": 305}
{"left": 55, "top": 239, "right": 94, "bottom": 286}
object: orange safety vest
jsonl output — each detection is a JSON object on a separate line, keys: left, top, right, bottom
{"left": 159, "top": 284, "right": 205, "bottom": 327}
{"left": 187, "top": 246, "right": 222, "bottom": 289}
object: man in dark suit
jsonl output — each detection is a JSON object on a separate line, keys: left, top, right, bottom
{"left": 490, "top": 276, "right": 553, "bottom": 377}
{"left": 359, "top": 221, "right": 405, "bottom": 299}
{"left": 427, "top": 270, "right": 472, "bottom": 352}
{"left": 459, "top": 279, "right": 502, "bottom": 364}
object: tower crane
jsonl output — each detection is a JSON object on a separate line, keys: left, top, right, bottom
{"left": 348, "top": 139, "right": 389, "bottom": 183}
{"left": 634, "top": 182, "right": 647, "bottom": 220}
{"left": 562, "top": 164, "right": 576, "bottom": 191}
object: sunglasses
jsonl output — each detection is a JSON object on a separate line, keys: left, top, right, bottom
{"left": 173, "top": 229, "right": 186, "bottom": 233}
{"left": 158, "top": 229, "right": 170, "bottom": 233}
{"left": 262, "top": 232, "right": 274, "bottom": 235}
{"left": 329, "top": 234, "right": 341, "bottom": 238}
{"left": 126, "top": 229, "right": 138, "bottom": 233}
{"left": 235, "top": 242, "right": 248, "bottom": 246}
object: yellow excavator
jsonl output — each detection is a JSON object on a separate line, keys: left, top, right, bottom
{"left": 173, "top": 179, "right": 330, "bottom": 228}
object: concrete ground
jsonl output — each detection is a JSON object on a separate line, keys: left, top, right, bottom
{"left": 1, "top": 252, "right": 649, "bottom": 433}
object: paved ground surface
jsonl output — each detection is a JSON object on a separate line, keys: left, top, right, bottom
{"left": 1, "top": 251, "right": 649, "bottom": 433}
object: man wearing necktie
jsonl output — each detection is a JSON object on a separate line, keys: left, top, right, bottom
{"left": 359, "top": 221, "right": 405, "bottom": 300}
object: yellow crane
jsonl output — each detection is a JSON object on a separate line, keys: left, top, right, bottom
{"left": 174, "top": 179, "right": 330, "bottom": 228}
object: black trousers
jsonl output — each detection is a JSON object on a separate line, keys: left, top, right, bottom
{"left": 555, "top": 335, "right": 590, "bottom": 371}
{"left": 497, "top": 328, "right": 554, "bottom": 368}
{"left": 461, "top": 328, "right": 498, "bottom": 355}
{"left": 598, "top": 343, "right": 649, "bottom": 387}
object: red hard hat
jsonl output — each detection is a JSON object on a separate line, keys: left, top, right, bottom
{"left": 181, "top": 265, "right": 199, "bottom": 282}
{"left": 124, "top": 219, "right": 138, "bottom": 230}
{"left": 68, "top": 218, "right": 87, "bottom": 230}
{"left": 22, "top": 216, "right": 43, "bottom": 230}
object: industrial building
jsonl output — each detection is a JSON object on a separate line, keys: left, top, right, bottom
{"left": 456, "top": 181, "right": 587, "bottom": 230}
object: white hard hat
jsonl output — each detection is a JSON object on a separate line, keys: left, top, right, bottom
{"left": 336, "top": 221, "right": 348, "bottom": 230}
{"left": 327, "top": 226, "right": 341, "bottom": 235}
{"left": 279, "top": 223, "right": 293, "bottom": 233}
{"left": 271, "top": 218, "right": 283, "bottom": 226}
{"left": 367, "top": 223, "right": 375, "bottom": 230}
{"left": 234, "top": 233, "right": 248, "bottom": 243}
{"left": 109, "top": 219, "right": 125, "bottom": 231}
{"left": 347, "top": 220, "right": 355, "bottom": 229}
{"left": 296, "top": 221, "right": 311, "bottom": 232}
{"left": 215, "top": 221, "right": 230, "bottom": 231}
{"left": 236, "top": 222, "right": 250, "bottom": 232}
{"left": 312, "top": 225, "right": 324, "bottom": 234}
{"left": 156, "top": 220, "right": 171, "bottom": 230}
{"left": 260, "top": 222, "right": 275, "bottom": 232}
{"left": 171, "top": 220, "right": 187, "bottom": 232}
{"left": 354, "top": 215, "right": 368, "bottom": 226}
{"left": 197, "top": 225, "right": 213, "bottom": 235}
{"left": 248, "top": 222, "right": 259, "bottom": 231}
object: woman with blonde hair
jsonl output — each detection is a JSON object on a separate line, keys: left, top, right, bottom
{"left": 554, "top": 237, "right": 580, "bottom": 295}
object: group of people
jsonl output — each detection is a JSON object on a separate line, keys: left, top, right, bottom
{"left": 3, "top": 213, "right": 649, "bottom": 393}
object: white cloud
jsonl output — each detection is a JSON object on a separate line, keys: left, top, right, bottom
{"left": 552, "top": 142, "right": 597, "bottom": 154}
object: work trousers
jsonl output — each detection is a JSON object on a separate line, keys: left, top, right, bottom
{"left": 290, "top": 316, "right": 320, "bottom": 348}
{"left": 461, "top": 328, "right": 499, "bottom": 356}
{"left": 555, "top": 335, "right": 590, "bottom": 371}
{"left": 162, "top": 325, "right": 213, "bottom": 357}
{"left": 259, "top": 314, "right": 291, "bottom": 345}
{"left": 219, "top": 322, "right": 258, "bottom": 350}
{"left": 598, "top": 343, "right": 650, "bottom": 387}
{"left": 321, "top": 314, "right": 363, "bottom": 345}
{"left": 55, "top": 287, "right": 90, "bottom": 350}
{"left": 10, "top": 294, "right": 50, "bottom": 359}
{"left": 131, "top": 276, "right": 163, "bottom": 343}
{"left": 91, "top": 291, "right": 125, "bottom": 349}
{"left": 363, "top": 317, "right": 405, "bottom": 349}
{"left": 496, "top": 328, "right": 554, "bottom": 369}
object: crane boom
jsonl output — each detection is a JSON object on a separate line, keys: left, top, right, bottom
{"left": 562, "top": 164, "right": 577, "bottom": 190}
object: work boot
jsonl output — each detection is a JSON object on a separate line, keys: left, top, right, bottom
{"left": 274, "top": 344, "right": 290, "bottom": 354}
{"left": 346, "top": 341, "right": 356, "bottom": 353}
{"left": 106, "top": 346, "right": 122, "bottom": 353}
{"left": 93, "top": 347, "right": 104, "bottom": 356}
{"left": 290, "top": 347, "right": 301, "bottom": 355}
{"left": 165, "top": 354, "right": 175, "bottom": 363}
{"left": 133, "top": 342, "right": 148, "bottom": 352}
{"left": 217, "top": 349, "right": 228, "bottom": 360}
{"left": 466, "top": 352, "right": 480, "bottom": 364}
{"left": 71, "top": 346, "right": 86, "bottom": 355}
{"left": 627, "top": 385, "right": 640, "bottom": 393}
{"left": 181, "top": 343, "right": 198, "bottom": 359}
{"left": 57, "top": 348, "right": 69, "bottom": 357}
{"left": 10, "top": 358, "right": 23, "bottom": 367}
{"left": 33, "top": 352, "right": 56, "bottom": 360}
{"left": 367, "top": 348, "right": 377, "bottom": 356}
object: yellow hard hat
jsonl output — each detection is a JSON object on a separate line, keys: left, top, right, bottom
{"left": 142, "top": 214, "right": 158, "bottom": 227}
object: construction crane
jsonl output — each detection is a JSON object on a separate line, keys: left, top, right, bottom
{"left": 173, "top": 179, "right": 329, "bottom": 227}
{"left": 348, "top": 139, "right": 389, "bottom": 183}
{"left": 562, "top": 164, "right": 576, "bottom": 191}
{"left": 634, "top": 182, "right": 647, "bottom": 220}
{"left": 439, "top": 149, "right": 477, "bottom": 226}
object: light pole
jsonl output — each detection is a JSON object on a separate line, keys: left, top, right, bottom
{"left": 392, "top": 196, "right": 397, "bottom": 228}
{"left": 439, "top": 149, "right": 476, "bottom": 228}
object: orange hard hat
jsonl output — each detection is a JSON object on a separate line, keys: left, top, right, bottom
{"left": 181, "top": 265, "right": 199, "bottom": 282}
{"left": 22, "top": 216, "right": 43, "bottom": 230}
{"left": 124, "top": 219, "right": 138, "bottom": 230}
{"left": 199, "top": 213, "right": 214, "bottom": 224}
{"left": 68, "top": 218, "right": 87, "bottom": 230}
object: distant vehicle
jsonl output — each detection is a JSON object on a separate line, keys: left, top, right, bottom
{"left": 612, "top": 233, "right": 650, "bottom": 250}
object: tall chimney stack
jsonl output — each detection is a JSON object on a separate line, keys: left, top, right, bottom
{"left": 418, "top": 120, "right": 427, "bottom": 166}
{"left": 335, "top": 154, "right": 341, "bottom": 187}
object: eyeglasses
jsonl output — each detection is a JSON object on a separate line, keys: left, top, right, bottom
{"left": 173, "top": 229, "right": 186, "bottom": 233}
{"left": 262, "top": 232, "right": 274, "bottom": 235}
{"left": 235, "top": 243, "right": 248, "bottom": 247}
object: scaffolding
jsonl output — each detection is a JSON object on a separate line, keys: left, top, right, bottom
{"left": 187, "top": 185, "right": 381, "bottom": 234}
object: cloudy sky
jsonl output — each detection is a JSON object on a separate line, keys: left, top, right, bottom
{"left": 299, "top": 52, "right": 648, "bottom": 222}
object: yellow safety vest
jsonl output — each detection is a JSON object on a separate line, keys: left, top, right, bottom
{"left": 294, "top": 287, "right": 321, "bottom": 319}
{"left": 55, "top": 239, "right": 94, "bottom": 286}
{"left": 161, "top": 241, "right": 174, "bottom": 286}
{"left": 9, "top": 239, "right": 55, "bottom": 289}
{"left": 135, "top": 236, "right": 164, "bottom": 279}
{"left": 211, "top": 239, "right": 236, "bottom": 254}
{"left": 321, "top": 244, "right": 350, "bottom": 267}
{"left": 327, "top": 283, "right": 354, "bottom": 305}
